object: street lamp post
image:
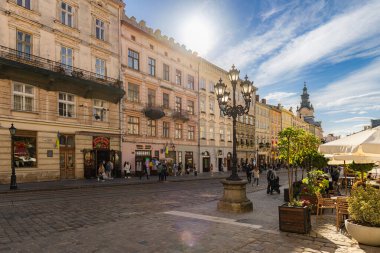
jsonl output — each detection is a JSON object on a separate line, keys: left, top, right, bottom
{"left": 215, "top": 65, "right": 255, "bottom": 213}
{"left": 215, "top": 65, "right": 254, "bottom": 181}
{"left": 9, "top": 123, "right": 17, "bottom": 190}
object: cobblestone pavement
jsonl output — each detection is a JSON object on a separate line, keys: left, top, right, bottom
{"left": 0, "top": 174, "right": 378, "bottom": 253}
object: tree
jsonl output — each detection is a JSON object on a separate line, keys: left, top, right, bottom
{"left": 278, "top": 127, "right": 303, "bottom": 202}
{"left": 348, "top": 162, "right": 375, "bottom": 182}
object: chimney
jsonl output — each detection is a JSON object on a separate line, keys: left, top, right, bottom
{"left": 261, "top": 99, "right": 266, "bottom": 104}
{"left": 278, "top": 103, "right": 281, "bottom": 109}
{"left": 255, "top": 95, "right": 259, "bottom": 102}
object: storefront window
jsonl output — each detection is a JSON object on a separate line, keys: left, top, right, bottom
{"left": 13, "top": 133, "right": 37, "bottom": 168}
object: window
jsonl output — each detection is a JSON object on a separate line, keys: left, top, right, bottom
{"left": 200, "top": 124, "right": 206, "bottom": 139}
{"left": 148, "top": 58, "right": 156, "bottom": 76}
{"left": 175, "top": 124, "right": 182, "bottom": 139}
{"left": 200, "top": 98, "right": 205, "bottom": 112}
{"left": 200, "top": 78, "right": 206, "bottom": 90}
{"left": 210, "top": 126, "right": 214, "bottom": 140}
{"left": 61, "top": 2, "right": 73, "bottom": 27}
{"left": 149, "top": 44, "right": 154, "bottom": 50}
{"left": 175, "top": 69, "right": 181, "bottom": 85}
{"left": 131, "top": 35, "right": 136, "bottom": 41}
{"left": 164, "top": 51, "right": 168, "bottom": 57}
{"left": 209, "top": 100, "right": 214, "bottom": 114}
{"left": 93, "top": 99, "right": 108, "bottom": 121}
{"left": 175, "top": 97, "right": 182, "bottom": 112}
{"left": 220, "top": 128, "right": 225, "bottom": 141}
{"left": 13, "top": 131, "right": 37, "bottom": 168}
{"left": 188, "top": 126, "right": 194, "bottom": 140}
{"left": 59, "top": 92, "right": 75, "bottom": 117}
{"left": 17, "top": 0, "right": 31, "bottom": 9}
{"left": 128, "top": 83, "right": 139, "bottom": 102}
{"left": 128, "top": 49, "right": 139, "bottom": 70}
{"left": 187, "top": 75, "right": 194, "bottom": 90}
{"left": 147, "top": 120, "right": 156, "bottom": 137}
{"left": 163, "top": 64, "right": 170, "bottom": 81}
{"left": 148, "top": 89, "right": 155, "bottom": 107}
{"left": 61, "top": 46, "right": 73, "bottom": 69}
{"left": 13, "top": 82, "right": 34, "bottom": 111}
{"left": 95, "top": 58, "right": 105, "bottom": 78}
{"left": 187, "top": 100, "right": 194, "bottom": 115}
{"left": 95, "top": 19, "right": 105, "bottom": 40}
{"left": 16, "top": 31, "right": 32, "bottom": 57}
{"left": 127, "top": 116, "right": 139, "bottom": 135}
{"left": 163, "top": 122, "right": 170, "bottom": 138}
{"left": 163, "top": 93, "right": 169, "bottom": 109}
{"left": 227, "top": 128, "right": 231, "bottom": 142}
{"left": 209, "top": 81, "right": 214, "bottom": 93}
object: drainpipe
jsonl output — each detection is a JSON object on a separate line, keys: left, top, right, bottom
{"left": 197, "top": 58, "right": 201, "bottom": 173}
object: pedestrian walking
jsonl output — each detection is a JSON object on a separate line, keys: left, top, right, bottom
{"left": 98, "top": 161, "right": 106, "bottom": 181}
{"left": 163, "top": 162, "right": 168, "bottom": 181}
{"left": 123, "top": 161, "right": 131, "bottom": 178}
{"left": 136, "top": 162, "right": 143, "bottom": 180}
{"left": 245, "top": 163, "right": 252, "bottom": 183}
{"left": 210, "top": 163, "right": 214, "bottom": 176}
{"left": 266, "top": 168, "right": 277, "bottom": 194}
{"left": 252, "top": 167, "right": 260, "bottom": 186}
{"left": 145, "top": 163, "right": 150, "bottom": 180}
{"left": 194, "top": 164, "right": 198, "bottom": 176}
{"left": 173, "top": 163, "right": 178, "bottom": 176}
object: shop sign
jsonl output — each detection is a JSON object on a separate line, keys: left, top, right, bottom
{"left": 93, "top": 136, "right": 110, "bottom": 149}
{"left": 135, "top": 150, "right": 151, "bottom": 157}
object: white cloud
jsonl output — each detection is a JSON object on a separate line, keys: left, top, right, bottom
{"left": 254, "top": 0, "right": 380, "bottom": 86}
{"left": 264, "top": 92, "right": 296, "bottom": 101}
{"left": 334, "top": 117, "right": 373, "bottom": 123}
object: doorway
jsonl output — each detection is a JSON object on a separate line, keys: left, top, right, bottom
{"left": 218, "top": 158, "right": 223, "bottom": 171}
{"left": 202, "top": 151, "right": 210, "bottom": 172}
{"left": 59, "top": 134, "right": 75, "bottom": 179}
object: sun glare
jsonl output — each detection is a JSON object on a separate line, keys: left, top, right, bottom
{"left": 181, "top": 15, "right": 215, "bottom": 56}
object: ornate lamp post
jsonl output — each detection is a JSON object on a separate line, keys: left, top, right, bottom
{"left": 215, "top": 65, "right": 255, "bottom": 212}
{"left": 215, "top": 65, "right": 254, "bottom": 181}
{"left": 9, "top": 123, "right": 17, "bottom": 190}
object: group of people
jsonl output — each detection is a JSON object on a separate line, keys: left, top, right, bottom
{"left": 243, "top": 163, "right": 281, "bottom": 194}
{"left": 243, "top": 163, "right": 260, "bottom": 186}
{"left": 97, "top": 160, "right": 114, "bottom": 181}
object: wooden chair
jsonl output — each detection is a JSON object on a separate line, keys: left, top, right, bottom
{"left": 336, "top": 197, "right": 349, "bottom": 231}
{"left": 316, "top": 192, "right": 336, "bottom": 220}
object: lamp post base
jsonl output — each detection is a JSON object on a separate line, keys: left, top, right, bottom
{"left": 10, "top": 175, "right": 17, "bottom": 190}
{"left": 217, "top": 179, "right": 253, "bottom": 213}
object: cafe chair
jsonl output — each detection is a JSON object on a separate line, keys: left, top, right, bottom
{"left": 316, "top": 192, "right": 336, "bottom": 220}
{"left": 336, "top": 197, "right": 349, "bottom": 231}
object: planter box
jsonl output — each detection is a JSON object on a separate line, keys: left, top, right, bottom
{"left": 279, "top": 205, "right": 311, "bottom": 234}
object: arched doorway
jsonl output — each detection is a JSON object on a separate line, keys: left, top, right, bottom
{"left": 202, "top": 151, "right": 210, "bottom": 172}
{"left": 227, "top": 152, "right": 232, "bottom": 171}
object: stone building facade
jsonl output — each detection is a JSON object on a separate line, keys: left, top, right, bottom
{"left": 0, "top": 0, "right": 125, "bottom": 183}
{"left": 120, "top": 16, "right": 199, "bottom": 174}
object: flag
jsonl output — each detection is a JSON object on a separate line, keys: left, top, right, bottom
{"left": 56, "top": 132, "right": 60, "bottom": 149}
{"left": 165, "top": 145, "right": 169, "bottom": 155}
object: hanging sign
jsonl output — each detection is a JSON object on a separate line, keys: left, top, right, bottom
{"left": 93, "top": 136, "right": 110, "bottom": 149}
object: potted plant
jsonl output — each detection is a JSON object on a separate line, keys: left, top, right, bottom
{"left": 278, "top": 127, "right": 317, "bottom": 233}
{"left": 345, "top": 185, "right": 380, "bottom": 246}
{"left": 299, "top": 170, "right": 329, "bottom": 214}
{"left": 279, "top": 199, "right": 312, "bottom": 234}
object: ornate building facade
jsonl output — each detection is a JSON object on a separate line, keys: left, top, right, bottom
{"left": 120, "top": 16, "right": 199, "bottom": 173}
{"left": 0, "top": 0, "right": 125, "bottom": 183}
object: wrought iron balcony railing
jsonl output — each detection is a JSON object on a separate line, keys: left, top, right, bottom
{"left": 171, "top": 109, "right": 190, "bottom": 122}
{"left": 0, "top": 45, "right": 122, "bottom": 89}
{"left": 143, "top": 103, "right": 165, "bottom": 120}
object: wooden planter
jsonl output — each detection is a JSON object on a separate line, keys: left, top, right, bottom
{"left": 279, "top": 204, "right": 311, "bottom": 234}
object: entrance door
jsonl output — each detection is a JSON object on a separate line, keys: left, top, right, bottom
{"left": 59, "top": 134, "right": 75, "bottom": 179}
{"left": 60, "top": 149, "right": 75, "bottom": 179}
{"left": 218, "top": 158, "right": 223, "bottom": 171}
{"left": 202, "top": 158, "right": 210, "bottom": 172}
{"left": 83, "top": 149, "right": 95, "bottom": 179}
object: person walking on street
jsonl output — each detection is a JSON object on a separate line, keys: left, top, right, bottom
{"left": 267, "top": 168, "right": 277, "bottom": 194}
{"left": 194, "top": 164, "right": 198, "bottom": 176}
{"left": 145, "top": 163, "right": 150, "bottom": 180}
{"left": 173, "top": 163, "right": 178, "bottom": 177}
{"left": 245, "top": 163, "right": 252, "bottom": 183}
{"left": 123, "top": 161, "right": 131, "bottom": 178}
{"left": 136, "top": 162, "right": 143, "bottom": 180}
{"left": 253, "top": 167, "right": 260, "bottom": 186}
{"left": 163, "top": 162, "right": 168, "bottom": 181}
{"left": 210, "top": 163, "right": 214, "bottom": 176}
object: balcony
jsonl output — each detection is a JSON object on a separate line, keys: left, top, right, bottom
{"left": 143, "top": 103, "right": 165, "bottom": 120}
{"left": 171, "top": 109, "right": 190, "bottom": 122}
{"left": 0, "top": 46, "right": 124, "bottom": 103}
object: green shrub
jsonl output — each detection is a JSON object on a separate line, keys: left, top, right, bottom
{"left": 348, "top": 185, "right": 380, "bottom": 227}
{"left": 301, "top": 170, "right": 329, "bottom": 195}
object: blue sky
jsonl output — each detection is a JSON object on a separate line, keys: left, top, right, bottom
{"left": 123, "top": 0, "right": 380, "bottom": 137}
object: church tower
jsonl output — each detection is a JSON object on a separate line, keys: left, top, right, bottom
{"left": 297, "top": 82, "right": 314, "bottom": 118}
